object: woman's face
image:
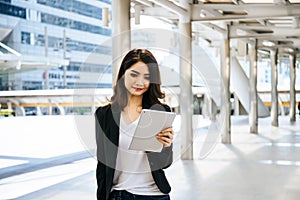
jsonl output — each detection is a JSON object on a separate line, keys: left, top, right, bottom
{"left": 124, "top": 61, "right": 150, "bottom": 97}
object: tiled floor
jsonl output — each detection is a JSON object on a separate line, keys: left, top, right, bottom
{"left": 0, "top": 115, "right": 300, "bottom": 200}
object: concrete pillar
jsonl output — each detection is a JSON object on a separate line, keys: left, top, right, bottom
{"left": 48, "top": 99, "right": 52, "bottom": 115}
{"left": 179, "top": 0, "right": 193, "bottom": 160}
{"left": 36, "top": 106, "right": 42, "bottom": 116}
{"left": 45, "top": 70, "right": 49, "bottom": 90}
{"left": 7, "top": 101, "right": 12, "bottom": 110}
{"left": 44, "top": 26, "right": 48, "bottom": 57}
{"left": 7, "top": 99, "right": 25, "bottom": 116}
{"left": 63, "top": 30, "right": 67, "bottom": 89}
{"left": 220, "top": 24, "right": 231, "bottom": 144}
{"left": 289, "top": 53, "right": 296, "bottom": 122}
{"left": 134, "top": 5, "right": 141, "bottom": 25}
{"left": 233, "top": 93, "right": 239, "bottom": 115}
{"left": 63, "top": 29, "right": 66, "bottom": 59}
{"left": 102, "top": 7, "right": 109, "bottom": 27}
{"left": 63, "top": 66, "right": 67, "bottom": 89}
{"left": 15, "top": 106, "right": 25, "bottom": 116}
{"left": 271, "top": 49, "right": 278, "bottom": 126}
{"left": 91, "top": 96, "right": 96, "bottom": 115}
{"left": 249, "top": 39, "right": 258, "bottom": 133}
{"left": 111, "top": 0, "right": 131, "bottom": 82}
{"left": 44, "top": 26, "right": 49, "bottom": 90}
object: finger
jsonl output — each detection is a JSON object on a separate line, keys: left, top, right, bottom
{"left": 156, "top": 135, "right": 172, "bottom": 144}
{"left": 161, "top": 128, "right": 173, "bottom": 134}
{"left": 166, "top": 132, "right": 173, "bottom": 140}
{"left": 158, "top": 132, "right": 173, "bottom": 140}
{"left": 156, "top": 137, "right": 171, "bottom": 147}
{"left": 162, "top": 128, "right": 172, "bottom": 132}
{"left": 159, "top": 129, "right": 173, "bottom": 135}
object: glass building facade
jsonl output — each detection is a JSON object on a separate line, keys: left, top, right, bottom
{"left": 0, "top": 0, "right": 112, "bottom": 90}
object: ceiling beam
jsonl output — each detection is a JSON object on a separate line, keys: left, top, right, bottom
{"left": 192, "top": 4, "right": 300, "bottom": 21}
{"left": 148, "top": 0, "right": 188, "bottom": 16}
{"left": 196, "top": 5, "right": 223, "bottom": 18}
{"left": 134, "top": 0, "right": 154, "bottom": 7}
{"left": 229, "top": 33, "right": 300, "bottom": 41}
{"left": 201, "top": 22, "right": 227, "bottom": 35}
{"left": 142, "top": 7, "right": 179, "bottom": 19}
{"left": 230, "top": 26, "right": 300, "bottom": 37}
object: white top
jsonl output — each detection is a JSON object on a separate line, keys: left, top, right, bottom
{"left": 111, "top": 115, "right": 163, "bottom": 195}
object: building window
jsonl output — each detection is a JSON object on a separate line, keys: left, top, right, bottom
{"left": 37, "top": 0, "right": 103, "bottom": 20}
{"left": 20, "top": 31, "right": 111, "bottom": 55}
{"left": 0, "top": 0, "right": 11, "bottom": 4}
{"left": 0, "top": 2, "right": 26, "bottom": 19}
{"left": 69, "top": 62, "right": 111, "bottom": 73}
{"left": 21, "top": 32, "right": 31, "bottom": 44}
{"left": 41, "top": 13, "right": 111, "bottom": 36}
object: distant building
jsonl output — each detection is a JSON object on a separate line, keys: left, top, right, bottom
{"left": 0, "top": 0, "right": 112, "bottom": 90}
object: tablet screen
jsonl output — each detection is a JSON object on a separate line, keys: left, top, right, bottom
{"left": 129, "top": 109, "right": 176, "bottom": 152}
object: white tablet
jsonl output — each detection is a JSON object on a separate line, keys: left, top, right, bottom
{"left": 129, "top": 109, "right": 176, "bottom": 152}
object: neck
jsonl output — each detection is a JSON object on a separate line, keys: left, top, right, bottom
{"left": 127, "top": 95, "right": 143, "bottom": 108}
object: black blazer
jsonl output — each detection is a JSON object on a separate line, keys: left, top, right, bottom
{"left": 95, "top": 103, "right": 173, "bottom": 200}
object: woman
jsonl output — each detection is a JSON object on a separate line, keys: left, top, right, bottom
{"left": 95, "top": 49, "right": 174, "bottom": 200}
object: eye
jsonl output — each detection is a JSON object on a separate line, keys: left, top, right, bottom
{"left": 130, "top": 73, "right": 138, "bottom": 77}
{"left": 144, "top": 76, "right": 150, "bottom": 80}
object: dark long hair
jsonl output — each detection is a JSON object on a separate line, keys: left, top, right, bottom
{"left": 111, "top": 49, "right": 165, "bottom": 111}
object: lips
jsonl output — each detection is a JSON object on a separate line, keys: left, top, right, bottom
{"left": 133, "top": 87, "right": 144, "bottom": 91}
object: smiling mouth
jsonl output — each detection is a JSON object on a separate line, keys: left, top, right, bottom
{"left": 133, "top": 87, "right": 144, "bottom": 91}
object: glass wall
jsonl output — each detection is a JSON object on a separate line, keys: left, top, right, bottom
{"left": 21, "top": 31, "right": 111, "bottom": 55}
{"left": 68, "top": 62, "right": 111, "bottom": 73}
{"left": 41, "top": 13, "right": 111, "bottom": 35}
{"left": 0, "top": 0, "right": 11, "bottom": 3}
{"left": 257, "top": 59, "right": 300, "bottom": 90}
{"left": 0, "top": 2, "right": 26, "bottom": 19}
{"left": 37, "top": 0, "right": 102, "bottom": 20}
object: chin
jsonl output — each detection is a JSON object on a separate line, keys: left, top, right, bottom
{"left": 130, "top": 91, "right": 145, "bottom": 96}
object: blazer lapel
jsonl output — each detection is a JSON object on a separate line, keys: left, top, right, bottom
{"left": 105, "top": 108, "right": 120, "bottom": 192}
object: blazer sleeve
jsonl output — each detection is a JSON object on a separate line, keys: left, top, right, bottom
{"left": 146, "top": 104, "right": 173, "bottom": 170}
{"left": 95, "top": 107, "right": 106, "bottom": 200}
{"left": 147, "top": 145, "right": 173, "bottom": 170}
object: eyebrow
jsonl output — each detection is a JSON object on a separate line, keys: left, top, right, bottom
{"left": 130, "top": 70, "right": 150, "bottom": 76}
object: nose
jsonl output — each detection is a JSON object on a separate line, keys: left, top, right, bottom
{"left": 136, "top": 77, "right": 146, "bottom": 85}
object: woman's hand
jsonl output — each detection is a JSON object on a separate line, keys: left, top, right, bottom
{"left": 156, "top": 127, "right": 174, "bottom": 147}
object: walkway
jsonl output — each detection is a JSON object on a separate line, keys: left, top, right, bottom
{"left": 0, "top": 115, "right": 299, "bottom": 200}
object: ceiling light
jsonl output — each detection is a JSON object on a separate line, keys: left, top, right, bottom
{"left": 200, "top": 10, "right": 206, "bottom": 18}
{"left": 283, "top": 48, "right": 293, "bottom": 53}
{"left": 262, "top": 40, "right": 275, "bottom": 47}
